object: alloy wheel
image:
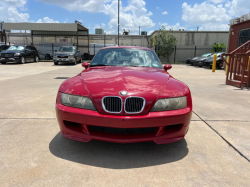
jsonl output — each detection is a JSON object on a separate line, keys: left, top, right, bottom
{"left": 21, "top": 57, "right": 25, "bottom": 64}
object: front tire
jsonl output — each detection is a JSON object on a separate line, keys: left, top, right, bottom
{"left": 20, "top": 57, "right": 25, "bottom": 64}
{"left": 218, "top": 61, "right": 224, "bottom": 69}
{"left": 34, "top": 56, "right": 39, "bottom": 62}
{"left": 1, "top": 62, "right": 6, "bottom": 64}
{"left": 54, "top": 62, "right": 58, "bottom": 65}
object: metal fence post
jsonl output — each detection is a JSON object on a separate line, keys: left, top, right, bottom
{"left": 174, "top": 45, "right": 176, "bottom": 63}
{"left": 94, "top": 44, "right": 95, "bottom": 56}
{"left": 194, "top": 46, "right": 196, "bottom": 57}
{"left": 104, "top": 33, "right": 105, "bottom": 47}
{"left": 52, "top": 43, "right": 54, "bottom": 57}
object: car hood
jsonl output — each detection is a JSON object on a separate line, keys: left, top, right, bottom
{"left": 55, "top": 52, "right": 74, "bottom": 56}
{"left": 81, "top": 66, "right": 169, "bottom": 97}
{"left": 1, "top": 50, "right": 23, "bottom": 54}
{"left": 59, "top": 66, "right": 190, "bottom": 115}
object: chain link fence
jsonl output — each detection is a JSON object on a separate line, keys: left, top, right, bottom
{"left": 153, "top": 45, "right": 226, "bottom": 63}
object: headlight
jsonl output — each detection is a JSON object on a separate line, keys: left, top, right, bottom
{"left": 14, "top": 53, "right": 21, "bottom": 56}
{"left": 61, "top": 93, "right": 96, "bottom": 110}
{"left": 151, "top": 96, "right": 187, "bottom": 112}
{"left": 53, "top": 56, "right": 57, "bottom": 58}
{"left": 69, "top": 55, "right": 74, "bottom": 59}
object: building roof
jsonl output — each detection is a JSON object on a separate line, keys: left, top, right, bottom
{"left": 3, "top": 23, "right": 88, "bottom": 31}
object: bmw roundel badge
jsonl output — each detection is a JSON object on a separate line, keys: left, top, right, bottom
{"left": 120, "top": 91, "right": 128, "bottom": 96}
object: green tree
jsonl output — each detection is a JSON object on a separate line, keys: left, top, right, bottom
{"left": 155, "top": 25, "right": 178, "bottom": 62}
{"left": 212, "top": 43, "right": 226, "bottom": 52}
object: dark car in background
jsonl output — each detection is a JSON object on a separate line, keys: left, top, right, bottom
{"left": 203, "top": 52, "right": 225, "bottom": 69}
{"left": 186, "top": 57, "right": 199, "bottom": 66}
{"left": 53, "top": 46, "right": 82, "bottom": 65}
{"left": 0, "top": 45, "right": 10, "bottom": 53}
{"left": 0, "top": 45, "right": 39, "bottom": 64}
{"left": 193, "top": 53, "right": 214, "bottom": 67}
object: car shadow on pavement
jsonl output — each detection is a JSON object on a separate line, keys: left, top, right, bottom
{"left": 49, "top": 132, "right": 188, "bottom": 169}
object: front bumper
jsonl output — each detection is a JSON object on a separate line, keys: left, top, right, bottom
{"left": 193, "top": 60, "right": 204, "bottom": 66}
{"left": 53, "top": 58, "right": 76, "bottom": 63}
{"left": 203, "top": 61, "right": 212, "bottom": 67}
{"left": 0, "top": 57, "right": 21, "bottom": 63}
{"left": 56, "top": 93, "right": 192, "bottom": 144}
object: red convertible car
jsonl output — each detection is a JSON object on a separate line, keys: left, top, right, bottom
{"left": 56, "top": 46, "right": 192, "bottom": 144}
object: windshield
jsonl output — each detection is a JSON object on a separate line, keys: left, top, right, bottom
{"left": 58, "top": 47, "right": 76, "bottom": 53}
{"left": 8, "top": 46, "right": 25, "bottom": 51}
{"left": 90, "top": 48, "right": 163, "bottom": 69}
{"left": 201, "top": 53, "right": 212, "bottom": 57}
{"left": 216, "top": 52, "right": 224, "bottom": 57}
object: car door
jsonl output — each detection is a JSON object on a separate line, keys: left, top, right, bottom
{"left": 29, "top": 46, "right": 36, "bottom": 60}
{"left": 76, "top": 51, "right": 80, "bottom": 61}
{"left": 25, "top": 46, "right": 33, "bottom": 61}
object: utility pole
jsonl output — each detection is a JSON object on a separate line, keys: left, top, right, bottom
{"left": 197, "top": 26, "right": 199, "bottom": 31}
{"left": 139, "top": 26, "right": 140, "bottom": 35}
{"left": 118, "top": 0, "right": 120, "bottom": 46}
{"left": 104, "top": 32, "right": 106, "bottom": 47}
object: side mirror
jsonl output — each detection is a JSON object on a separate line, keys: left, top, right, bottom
{"left": 164, "top": 64, "right": 172, "bottom": 71}
{"left": 82, "top": 62, "right": 89, "bottom": 69}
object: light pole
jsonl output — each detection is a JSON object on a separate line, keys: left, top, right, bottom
{"left": 118, "top": 0, "right": 120, "bottom": 46}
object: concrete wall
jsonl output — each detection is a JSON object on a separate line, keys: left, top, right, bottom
{"left": 151, "top": 30, "right": 229, "bottom": 47}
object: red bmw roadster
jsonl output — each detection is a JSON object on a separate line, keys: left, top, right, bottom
{"left": 56, "top": 46, "right": 192, "bottom": 144}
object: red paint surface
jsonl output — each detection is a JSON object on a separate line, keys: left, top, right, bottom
{"left": 228, "top": 20, "right": 250, "bottom": 53}
{"left": 56, "top": 46, "right": 192, "bottom": 144}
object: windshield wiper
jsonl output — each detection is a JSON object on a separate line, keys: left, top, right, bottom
{"left": 129, "top": 65, "right": 148, "bottom": 67}
{"left": 89, "top": 64, "right": 114, "bottom": 67}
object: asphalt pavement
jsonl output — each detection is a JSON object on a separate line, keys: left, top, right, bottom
{"left": 0, "top": 62, "right": 250, "bottom": 187}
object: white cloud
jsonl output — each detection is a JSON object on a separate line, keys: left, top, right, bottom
{"left": 64, "top": 19, "right": 68, "bottom": 23}
{"left": 103, "top": 0, "right": 155, "bottom": 33}
{"left": 36, "top": 0, "right": 112, "bottom": 12}
{"left": 159, "top": 22, "right": 186, "bottom": 31}
{"left": 37, "top": 0, "right": 155, "bottom": 34}
{"left": 148, "top": 30, "right": 155, "bottom": 35}
{"left": 182, "top": 2, "right": 231, "bottom": 24}
{"left": 37, "top": 17, "right": 59, "bottom": 23}
{"left": 182, "top": 1, "right": 231, "bottom": 31}
{"left": 208, "top": 0, "right": 225, "bottom": 3}
{"left": 0, "top": 0, "right": 29, "bottom": 22}
{"left": 228, "top": 0, "right": 250, "bottom": 17}
{"left": 162, "top": 11, "right": 168, "bottom": 15}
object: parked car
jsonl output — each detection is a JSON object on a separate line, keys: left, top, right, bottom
{"left": 37, "top": 43, "right": 72, "bottom": 60}
{"left": 0, "top": 45, "right": 39, "bottom": 64}
{"left": 53, "top": 46, "right": 82, "bottom": 65}
{"left": 193, "top": 53, "right": 214, "bottom": 67}
{"left": 0, "top": 45, "right": 10, "bottom": 53}
{"left": 203, "top": 52, "right": 225, "bottom": 69}
{"left": 56, "top": 46, "right": 192, "bottom": 144}
{"left": 186, "top": 57, "right": 199, "bottom": 65}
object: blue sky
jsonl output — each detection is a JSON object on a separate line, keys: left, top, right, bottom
{"left": 0, "top": 0, "right": 249, "bottom": 34}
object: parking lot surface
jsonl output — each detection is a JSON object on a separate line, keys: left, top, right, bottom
{"left": 0, "top": 62, "right": 250, "bottom": 186}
